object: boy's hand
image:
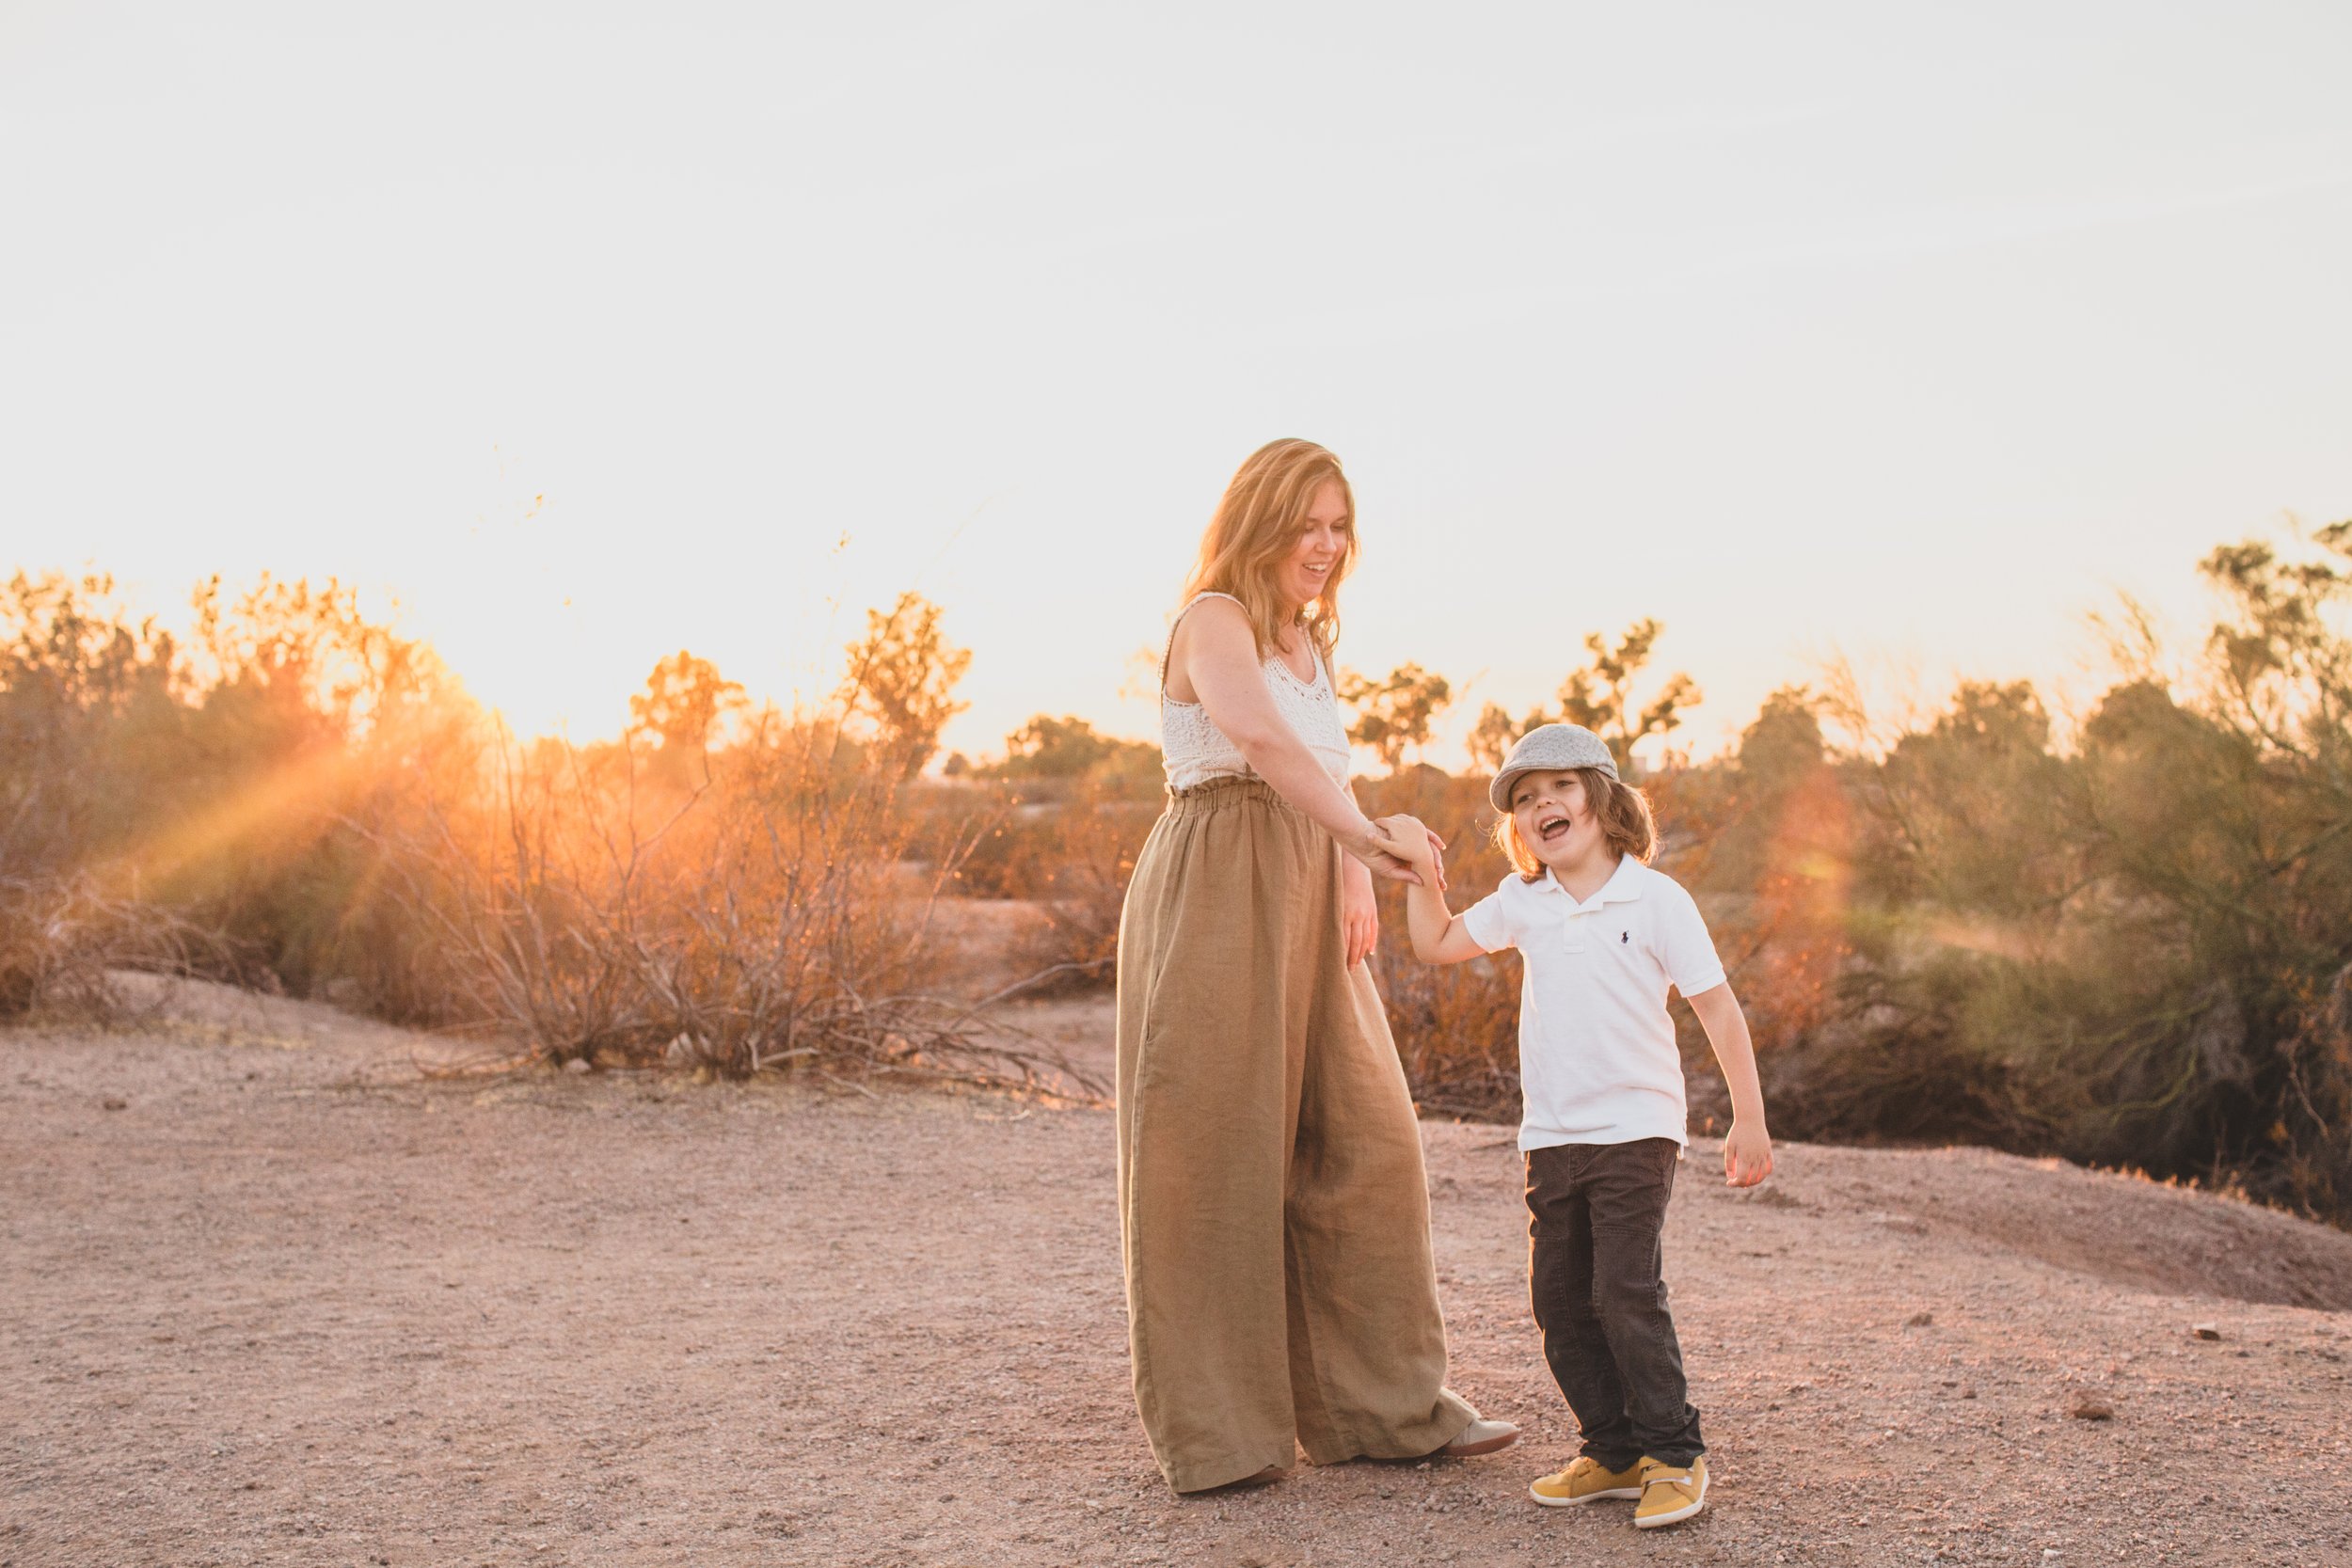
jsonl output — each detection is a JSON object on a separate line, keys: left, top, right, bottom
{"left": 1723, "top": 1120, "right": 1773, "bottom": 1188}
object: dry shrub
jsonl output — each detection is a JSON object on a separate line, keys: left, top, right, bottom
{"left": 0, "top": 568, "right": 485, "bottom": 1012}
{"left": 926, "top": 755, "right": 1159, "bottom": 996}
{"left": 363, "top": 716, "right": 1100, "bottom": 1097}
{"left": 0, "top": 873, "right": 246, "bottom": 1022}
{"left": 1686, "top": 527, "right": 2352, "bottom": 1221}
{"left": 997, "top": 783, "right": 1156, "bottom": 994}
{"left": 1375, "top": 946, "right": 1523, "bottom": 1118}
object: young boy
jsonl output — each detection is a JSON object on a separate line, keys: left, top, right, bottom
{"left": 1378, "top": 722, "right": 1772, "bottom": 1530}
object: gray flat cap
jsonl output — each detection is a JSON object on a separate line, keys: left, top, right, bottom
{"left": 1488, "top": 722, "right": 1617, "bottom": 812}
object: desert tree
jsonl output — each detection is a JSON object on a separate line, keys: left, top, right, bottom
{"left": 2200, "top": 519, "right": 2351, "bottom": 770}
{"left": 843, "top": 592, "right": 971, "bottom": 780}
{"left": 989, "top": 714, "right": 1155, "bottom": 784}
{"left": 1464, "top": 619, "right": 1699, "bottom": 776}
{"left": 628, "top": 651, "right": 746, "bottom": 784}
{"left": 1465, "top": 701, "right": 1540, "bottom": 774}
{"left": 1558, "top": 619, "right": 1702, "bottom": 775}
{"left": 1338, "top": 663, "right": 1453, "bottom": 773}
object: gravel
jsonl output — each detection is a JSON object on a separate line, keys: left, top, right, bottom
{"left": 5, "top": 983, "right": 2350, "bottom": 1567}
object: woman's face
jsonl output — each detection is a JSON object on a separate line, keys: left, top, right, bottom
{"left": 1276, "top": 481, "right": 1351, "bottom": 615}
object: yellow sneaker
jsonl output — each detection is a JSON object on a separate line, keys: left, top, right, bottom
{"left": 1528, "top": 1455, "right": 1644, "bottom": 1507}
{"left": 1633, "top": 1455, "right": 1708, "bottom": 1528}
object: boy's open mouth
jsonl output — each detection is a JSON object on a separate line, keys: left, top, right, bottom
{"left": 1537, "top": 813, "right": 1570, "bottom": 844}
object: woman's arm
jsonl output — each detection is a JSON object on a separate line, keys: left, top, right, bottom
{"left": 1683, "top": 982, "right": 1773, "bottom": 1188}
{"left": 1174, "top": 597, "right": 1417, "bottom": 880}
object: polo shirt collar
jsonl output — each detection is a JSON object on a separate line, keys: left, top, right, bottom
{"left": 1532, "top": 856, "right": 1646, "bottom": 911}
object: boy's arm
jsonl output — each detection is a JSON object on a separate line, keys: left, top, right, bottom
{"left": 1683, "top": 981, "right": 1773, "bottom": 1187}
{"left": 1373, "top": 815, "right": 1487, "bottom": 965}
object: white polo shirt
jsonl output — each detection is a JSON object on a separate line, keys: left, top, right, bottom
{"left": 1458, "top": 855, "right": 1727, "bottom": 1151}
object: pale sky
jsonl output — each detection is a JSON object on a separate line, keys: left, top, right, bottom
{"left": 6, "top": 2, "right": 2349, "bottom": 768}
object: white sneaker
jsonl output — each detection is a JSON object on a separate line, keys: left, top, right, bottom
{"left": 1440, "top": 1417, "right": 1520, "bottom": 1456}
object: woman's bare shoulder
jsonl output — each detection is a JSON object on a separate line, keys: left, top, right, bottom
{"left": 1166, "top": 594, "right": 1257, "bottom": 704}
{"left": 1171, "top": 594, "right": 1255, "bottom": 657}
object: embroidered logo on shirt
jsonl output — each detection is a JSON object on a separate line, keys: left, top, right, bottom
{"left": 1621, "top": 930, "right": 1629, "bottom": 943}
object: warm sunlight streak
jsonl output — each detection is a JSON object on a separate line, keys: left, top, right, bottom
{"left": 126, "top": 742, "right": 359, "bottom": 892}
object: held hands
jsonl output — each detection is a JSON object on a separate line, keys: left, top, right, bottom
{"left": 1723, "top": 1119, "right": 1774, "bottom": 1188}
{"left": 1346, "top": 822, "right": 1427, "bottom": 885}
{"left": 1338, "top": 815, "right": 1450, "bottom": 965}
{"left": 1372, "top": 814, "right": 1449, "bottom": 894}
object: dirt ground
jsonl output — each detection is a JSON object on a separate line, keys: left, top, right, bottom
{"left": 8, "top": 981, "right": 2352, "bottom": 1568}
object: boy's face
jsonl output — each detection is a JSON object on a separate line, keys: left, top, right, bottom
{"left": 1510, "top": 768, "right": 1606, "bottom": 872}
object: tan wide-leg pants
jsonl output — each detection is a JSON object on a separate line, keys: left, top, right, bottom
{"left": 1114, "top": 777, "right": 1474, "bottom": 1494}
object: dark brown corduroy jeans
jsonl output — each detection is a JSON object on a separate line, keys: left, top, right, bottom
{"left": 1526, "top": 1138, "right": 1705, "bottom": 1469}
{"left": 1115, "top": 777, "right": 1474, "bottom": 1494}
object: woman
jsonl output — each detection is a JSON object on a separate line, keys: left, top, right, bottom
{"left": 1115, "top": 438, "right": 1517, "bottom": 1494}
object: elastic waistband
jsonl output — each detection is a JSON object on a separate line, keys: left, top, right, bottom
{"left": 1162, "top": 775, "right": 1298, "bottom": 817}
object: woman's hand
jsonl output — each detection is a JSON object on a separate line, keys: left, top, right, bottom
{"left": 1342, "top": 856, "right": 1380, "bottom": 969}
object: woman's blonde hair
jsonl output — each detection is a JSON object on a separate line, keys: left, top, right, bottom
{"left": 1181, "top": 438, "right": 1355, "bottom": 660}
{"left": 1491, "top": 766, "right": 1658, "bottom": 880}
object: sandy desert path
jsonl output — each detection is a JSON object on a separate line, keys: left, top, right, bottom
{"left": 6, "top": 983, "right": 2352, "bottom": 1568}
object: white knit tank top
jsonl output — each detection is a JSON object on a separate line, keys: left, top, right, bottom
{"left": 1159, "top": 592, "right": 1352, "bottom": 791}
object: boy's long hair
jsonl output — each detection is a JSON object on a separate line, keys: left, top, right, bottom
{"left": 1180, "top": 438, "right": 1354, "bottom": 661}
{"left": 1492, "top": 766, "right": 1658, "bottom": 880}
